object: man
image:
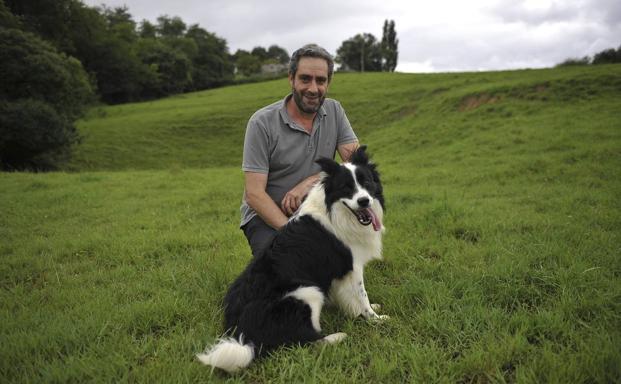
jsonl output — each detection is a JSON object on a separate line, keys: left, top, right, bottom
{"left": 240, "top": 44, "right": 359, "bottom": 257}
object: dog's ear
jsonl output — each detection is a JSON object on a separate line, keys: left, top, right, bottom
{"left": 350, "top": 145, "right": 369, "bottom": 165}
{"left": 316, "top": 157, "right": 340, "bottom": 175}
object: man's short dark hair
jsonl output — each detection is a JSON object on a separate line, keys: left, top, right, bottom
{"left": 289, "top": 44, "right": 334, "bottom": 83}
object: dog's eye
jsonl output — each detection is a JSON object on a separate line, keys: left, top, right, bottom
{"left": 339, "top": 181, "right": 354, "bottom": 192}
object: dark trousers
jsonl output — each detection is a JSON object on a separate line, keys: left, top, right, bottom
{"left": 241, "top": 215, "right": 277, "bottom": 258}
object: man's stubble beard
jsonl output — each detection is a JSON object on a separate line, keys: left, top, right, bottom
{"left": 292, "top": 88, "right": 326, "bottom": 114}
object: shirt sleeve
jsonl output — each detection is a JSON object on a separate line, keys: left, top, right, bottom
{"left": 242, "top": 115, "right": 270, "bottom": 174}
{"left": 335, "top": 101, "right": 358, "bottom": 145}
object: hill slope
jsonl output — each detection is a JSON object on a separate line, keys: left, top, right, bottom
{"left": 1, "top": 65, "right": 620, "bottom": 382}
{"left": 67, "top": 65, "right": 621, "bottom": 173}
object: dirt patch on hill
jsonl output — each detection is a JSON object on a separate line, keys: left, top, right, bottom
{"left": 459, "top": 93, "right": 501, "bottom": 111}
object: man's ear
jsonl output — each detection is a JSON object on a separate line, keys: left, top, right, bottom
{"left": 288, "top": 72, "right": 294, "bottom": 88}
{"left": 315, "top": 157, "right": 340, "bottom": 175}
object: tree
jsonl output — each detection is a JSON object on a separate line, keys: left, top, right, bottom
{"left": 156, "top": 15, "right": 186, "bottom": 38}
{"left": 138, "top": 19, "right": 156, "bottom": 38}
{"left": 234, "top": 49, "right": 262, "bottom": 76}
{"left": 0, "top": 28, "right": 94, "bottom": 170}
{"left": 186, "top": 24, "right": 234, "bottom": 89}
{"left": 381, "top": 19, "right": 398, "bottom": 71}
{"left": 592, "top": 46, "right": 621, "bottom": 65}
{"left": 336, "top": 33, "right": 382, "bottom": 72}
{"left": 5, "top": 0, "right": 239, "bottom": 102}
{"left": 267, "top": 45, "right": 290, "bottom": 64}
{"left": 136, "top": 38, "right": 192, "bottom": 95}
{"left": 99, "top": 5, "right": 137, "bottom": 44}
{"left": 251, "top": 46, "right": 269, "bottom": 62}
{"left": 0, "top": 0, "right": 20, "bottom": 29}
{"left": 555, "top": 56, "right": 591, "bottom": 67}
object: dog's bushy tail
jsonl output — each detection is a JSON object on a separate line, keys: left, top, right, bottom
{"left": 196, "top": 336, "right": 255, "bottom": 373}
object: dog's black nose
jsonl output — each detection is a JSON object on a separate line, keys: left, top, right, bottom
{"left": 357, "top": 197, "right": 370, "bottom": 207}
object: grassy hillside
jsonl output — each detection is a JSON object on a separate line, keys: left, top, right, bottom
{"left": 1, "top": 65, "right": 620, "bottom": 383}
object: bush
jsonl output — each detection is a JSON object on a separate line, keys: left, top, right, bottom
{"left": 592, "top": 46, "right": 621, "bottom": 65}
{"left": 0, "top": 28, "right": 94, "bottom": 170}
{"left": 0, "top": 99, "right": 78, "bottom": 170}
{"left": 556, "top": 56, "right": 591, "bottom": 67}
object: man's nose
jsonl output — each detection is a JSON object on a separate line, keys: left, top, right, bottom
{"left": 307, "top": 80, "right": 318, "bottom": 93}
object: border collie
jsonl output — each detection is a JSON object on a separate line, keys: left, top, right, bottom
{"left": 197, "top": 146, "right": 387, "bottom": 373}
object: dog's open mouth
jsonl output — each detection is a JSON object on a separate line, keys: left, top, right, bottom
{"left": 344, "top": 203, "right": 382, "bottom": 231}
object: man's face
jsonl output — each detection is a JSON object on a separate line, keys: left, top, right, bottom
{"left": 289, "top": 57, "right": 330, "bottom": 114}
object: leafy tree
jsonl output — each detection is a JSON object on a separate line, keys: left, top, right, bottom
{"left": 556, "top": 45, "right": 621, "bottom": 67}
{"left": 99, "top": 5, "right": 137, "bottom": 43}
{"left": 233, "top": 49, "right": 262, "bottom": 76}
{"left": 555, "top": 56, "right": 591, "bottom": 67}
{"left": 5, "top": 0, "right": 239, "bottom": 102}
{"left": 138, "top": 19, "right": 157, "bottom": 38}
{"left": 592, "top": 46, "right": 621, "bottom": 65}
{"left": 381, "top": 19, "right": 398, "bottom": 71}
{"left": 0, "top": 0, "right": 20, "bottom": 29}
{"left": 156, "top": 15, "right": 186, "bottom": 38}
{"left": 186, "top": 24, "right": 234, "bottom": 88}
{"left": 251, "top": 46, "right": 269, "bottom": 61}
{"left": 4, "top": 0, "right": 77, "bottom": 52}
{"left": 0, "top": 28, "right": 94, "bottom": 170}
{"left": 336, "top": 33, "right": 382, "bottom": 72}
{"left": 267, "top": 45, "right": 290, "bottom": 64}
{"left": 136, "top": 38, "right": 192, "bottom": 95}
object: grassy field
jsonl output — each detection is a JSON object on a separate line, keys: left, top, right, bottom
{"left": 1, "top": 64, "right": 620, "bottom": 383}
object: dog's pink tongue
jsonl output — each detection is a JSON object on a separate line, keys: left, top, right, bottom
{"left": 367, "top": 208, "right": 382, "bottom": 231}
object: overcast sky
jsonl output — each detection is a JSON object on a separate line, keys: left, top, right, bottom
{"left": 82, "top": 0, "right": 620, "bottom": 73}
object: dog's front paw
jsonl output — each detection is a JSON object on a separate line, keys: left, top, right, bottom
{"left": 372, "top": 314, "right": 390, "bottom": 321}
{"left": 370, "top": 303, "right": 382, "bottom": 311}
{"left": 362, "top": 308, "right": 389, "bottom": 322}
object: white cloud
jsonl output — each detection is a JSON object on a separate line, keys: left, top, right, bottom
{"left": 82, "top": 0, "right": 620, "bottom": 72}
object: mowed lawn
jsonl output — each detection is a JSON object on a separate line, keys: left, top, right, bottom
{"left": 1, "top": 65, "right": 620, "bottom": 383}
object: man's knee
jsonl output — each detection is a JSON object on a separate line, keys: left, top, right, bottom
{"left": 241, "top": 216, "right": 277, "bottom": 257}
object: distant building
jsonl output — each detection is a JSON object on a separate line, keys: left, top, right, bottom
{"left": 261, "top": 63, "right": 288, "bottom": 75}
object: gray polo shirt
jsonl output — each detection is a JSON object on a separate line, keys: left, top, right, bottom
{"left": 240, "top": 94, "right": 357, "bottom": 227}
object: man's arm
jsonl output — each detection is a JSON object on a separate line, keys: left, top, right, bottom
{"left": 281, "top": 173, "right": 320, "bottom": 216}
{"left": 244, "top": 172, "right": 289, "bottom": 230}
{"left": 337, "top": 141, "right": 360, "bottom": 162}
{"left": 280, "top": 141, "right": 360, "bottom": 215}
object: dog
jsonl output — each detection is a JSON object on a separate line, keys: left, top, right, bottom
{"left": 197, "top": 145, "right": 387, "bottom": 373}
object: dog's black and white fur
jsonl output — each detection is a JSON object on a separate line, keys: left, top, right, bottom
{"left": 197, "top": 146, "right": 387, "bottom": 373}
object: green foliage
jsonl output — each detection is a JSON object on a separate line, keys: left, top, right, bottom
{"left": 233, "top": 45, "right": 290, "bottom": 78}
{"left": 2, "top": 65, "right": 620, "bottom": 381}
{"left": 555, "top": 56, "right": 591, "bottom": 67}
{"left": 138, "top": 19, "right": 156, "bottom": 39}
{"left": 234, "top": 50, "right": 263, "bottom": 76}
{"left": 251, "top": 46, "right": 269, "bottom": 61}
{"left": 156, "top": 15, "right": 186, "bottom": 38}
{"left": 381, "top": 19, "right": 398, "bottom": 72}
{"left": 0, "top": 99, "right": 76, "bottom": 170}
{"left": 557, "top": 44, "right": 621, "bottom": 67}
{"left": 0, "top": 0, "right": 20, "bottom": 29}
{"left": 4, "top": 0, "right": 236, "bottom": 104}
{"left": 186, "top": 25, "right": 234, "bottom": 89}
{"left": 592, "top": 45, "right": 621, "bottom": 64}
{"left": 0, "top": 28, "right": 94, "bottom": 170}
{"left": 336, "top": 33, "right": 383, "bottom": 72}
{"left": 267, "top": 44, "right": 290, "bottom": 64}
{"left": 336, "top": 21, "right": 399, "bottom": 73}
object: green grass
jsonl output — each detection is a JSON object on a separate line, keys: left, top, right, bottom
{"left": 2, "top": 64, "right": 621, "bottom": 382}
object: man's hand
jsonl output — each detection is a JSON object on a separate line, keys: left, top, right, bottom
{"left": 281, "top": 174, "right": 320, "bottom": 216}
